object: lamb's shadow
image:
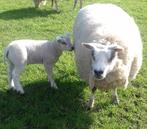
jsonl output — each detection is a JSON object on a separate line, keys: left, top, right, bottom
{"left": 0, "top": 79, "right": 93, "bottom": 129}
{"left": 0, "top": 7, "right": 59, "bottom": 20}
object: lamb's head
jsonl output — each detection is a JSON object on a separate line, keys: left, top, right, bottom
{"left": 82, "top": 43, "right": 123, "bottom": 80}
{"left": 56, "top": 33, "right": 74, "bottom": 51}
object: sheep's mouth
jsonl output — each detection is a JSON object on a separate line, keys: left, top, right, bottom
{"left": 94, "top": 75, "right": 105, "bottom": 80}
{"left": 95, "top": 75, "right": 105, "bottom": 80}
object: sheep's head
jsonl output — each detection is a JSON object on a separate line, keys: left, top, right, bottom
{"left": 56, "top": 33, "right": 74, "bottom": 51}
{"left": 82, "top": 43, "right": 123, "bottom": 80}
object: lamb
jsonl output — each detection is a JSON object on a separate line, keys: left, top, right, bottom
{"left": 33, "top": 0, "right": 58, "bottom": 11}
{"left": 73, "top": 4, "right": 142, "bottom": 109}
{"left": 73, "top": 0, "right": 83, "bottom": 9}
{"left": 4, "top": 33, "right": 73, "bottom": 94}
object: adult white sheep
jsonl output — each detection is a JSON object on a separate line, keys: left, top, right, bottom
{"left": 73, "top": 4, "right": 142, "bottom": 109}
{"left": 4, "top": 33, "right": 73, "bottom": 94}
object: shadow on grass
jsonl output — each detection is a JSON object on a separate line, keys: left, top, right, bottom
{"left": 0, "top": 79, "right": 93, "bottom": 129}
{"left": 0, "top": 7, "right": 60, "bottom": 20}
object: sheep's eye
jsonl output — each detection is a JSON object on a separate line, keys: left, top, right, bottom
{"left": 108, "top": 50, "right": 116, "bottom": 63}
{"left": 91, "top": 50, "right": 95, "bottom": 60}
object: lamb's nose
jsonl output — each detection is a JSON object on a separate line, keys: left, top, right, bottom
{"left": 94, "top": 70, "right": 104, "bottom": 79}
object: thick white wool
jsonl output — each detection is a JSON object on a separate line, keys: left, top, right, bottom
{"left": 73, "top": 4, "right": 142, "bottom": 90}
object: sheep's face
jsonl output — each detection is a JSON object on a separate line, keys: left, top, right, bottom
{"left": 56, "top": 35, "right": 74, "bottom": 51}
{"left": 82, "top": 43, "right": 123, "bottom": 80}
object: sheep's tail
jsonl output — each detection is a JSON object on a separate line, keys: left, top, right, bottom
{"left": 3, "top": 47, "right": 9, "bottom": 64}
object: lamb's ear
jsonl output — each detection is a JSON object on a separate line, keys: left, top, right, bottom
{"left": 82, "top": 43, "right": 95, "bottom": 49}
{"left": 56, "top": 36, "right": 66, "bottom": 44}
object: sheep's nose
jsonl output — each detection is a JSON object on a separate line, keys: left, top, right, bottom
{"left": 94, "top": 70, "right": 104, "bottom": 79}
{"left": 70, "top": 46, "right": 74, "bottom": 51}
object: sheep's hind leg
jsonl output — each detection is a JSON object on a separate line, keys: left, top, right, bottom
{"left": 7, "top": 62, "right": 15, "bottom": 90}
{"left": 12, "top": 66, "right": 25, "bottom": 94}
{"left": 54, "top": 0, "right": 58, "bottom": 11}
{"left": 44, "top": 64, "right": 58, "bottom": 89}
{"left": 112, "top": 88, "right": 119, "bottom": 104}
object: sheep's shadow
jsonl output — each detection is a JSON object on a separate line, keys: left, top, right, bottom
{"left": 0, "top": 79, "right": 93, "bottom": 129}
{"left": 0, "top": 7, "right": 60, "bottom": 20}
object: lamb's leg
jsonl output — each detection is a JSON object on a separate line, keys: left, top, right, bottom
{"left": 73, "top": 0, "right": 78, "bottom": 9}
{"left": 112, "top": 88, "right": 119, "bottom": 104}
{"left": 7, "top": 62, "right": 15, "bottom": 90}
{"left": 44, "top": 63, "right": 58, "bottom": 89}
{"left": 12, "top": 66, "right": 25, "bottom": 94}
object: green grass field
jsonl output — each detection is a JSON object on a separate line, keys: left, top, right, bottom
{"left": 0, "top": 0, "right": 147, "bottom": 129}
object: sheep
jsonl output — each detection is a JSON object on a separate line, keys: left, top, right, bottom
{"left": 33, "top": 0, "right": 58, "bottom": 11}
{"left": 4, "top": 33, "right": 73, "bottom": 94}
{"left": 73, "top": 0, "right": 83, "bottom": 9}
{"left": 73, "top": 4, "right": 142, "bottom": 109}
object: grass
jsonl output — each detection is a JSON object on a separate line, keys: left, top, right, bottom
{"left": 0, "top": 0, "right": 147, "bottom": 129}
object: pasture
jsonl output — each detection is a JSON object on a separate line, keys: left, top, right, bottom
{"left": 0, "top": 0, "right": 147, "bottom": 129}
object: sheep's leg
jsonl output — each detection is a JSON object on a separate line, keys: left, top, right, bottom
{"left": 86, "top": 73, "right": 96, "bottom": 109}
{"left": 44, "top": 64, "right": 58, "bottom": 89}
{"left": 86, "top": 87, "right": 97, "bottom": 110}
{"left": 80, "top": 0, "right": 82, "bottom": 8}
{"left": 112, "top": 88, "right": 119, "bottom": 104}
{"left": 51, "top": 0, "right": 54, "bottom": 8}
{"left": 7, "top": 63, "right": 15, "bottom": 90}
{"left": 42, "top": 0, "right": 47, "bottom": 6}
{"left": 12, "top": 66, "right": 25, "bottom": 94}
{"left": 54, "top": 0, "right": 58, "bottom": 11}
{"left": 129, "top": 56, "right": 142, "bottom": 81}
{"left": 73, "top": 0, "right": 78, "bottom": 9}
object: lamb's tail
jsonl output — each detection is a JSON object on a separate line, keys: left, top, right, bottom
{"left": 3, "top": 47, "right": 9, "bottom": 64}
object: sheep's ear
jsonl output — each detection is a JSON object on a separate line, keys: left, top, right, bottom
{"left": 82, "top": 43, "right": 95, "bottom": 49}
{"left": 110, "top": 45, "right": 124, "bottom": 52}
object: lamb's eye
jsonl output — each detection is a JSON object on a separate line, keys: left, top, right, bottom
{"left": 61, "top": 41, "right": 67, "bottom": 45}
{"left": 92, "top": 50, "right": 95, "bottom": 60}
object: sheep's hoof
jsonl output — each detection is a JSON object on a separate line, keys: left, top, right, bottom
{"left": 85, "top": 100, "right": 94, "bottom": 110}
{"left": 112, "top": 97, "right": 120, "bottom": 104}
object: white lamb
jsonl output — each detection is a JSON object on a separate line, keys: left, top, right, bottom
{"left": 73, "top": 4, "right": 142, "bottom": 109}
{"left": 4, "top": 33, "right": 73, "bottom": 94}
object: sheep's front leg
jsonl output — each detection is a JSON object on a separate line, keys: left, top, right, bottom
{"left": 44, "top": 63, "right": 58, "bottom": 89}
{"left": 80, "top": 0, "right": 83, "bottom": 8}
{"left": 86, "top": 73, "right": 96, "bottom": 109}
{"left": 86, "top": 87, "right": 97, "bottom": 110}
{"left": 73, "top": 0, "right": 78, "bottom": 9}
{"left": 12, "top": 66, "right": 25, "bottom": 94}
{"left": 112, "top": 88, "right": 119, "bottom": 104}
